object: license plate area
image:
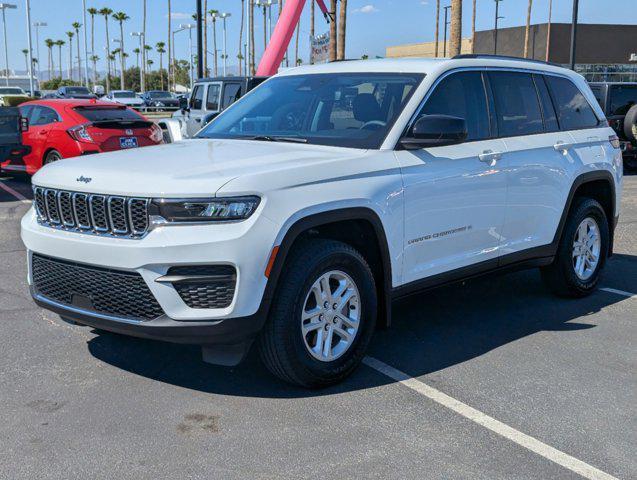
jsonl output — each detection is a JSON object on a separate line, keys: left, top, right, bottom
{"left": 119, "top": 137, "right": 138, "bottom": 149}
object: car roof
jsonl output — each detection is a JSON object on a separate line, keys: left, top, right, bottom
{"left": 276, "top": 57, "right": 577, "bottom": 79}
{"left": 111, "top": 90, "right": 135, "bottom": 94}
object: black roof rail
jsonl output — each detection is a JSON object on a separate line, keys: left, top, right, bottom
{"left": 452, "top": 54, "right": 562, "bottom": 68}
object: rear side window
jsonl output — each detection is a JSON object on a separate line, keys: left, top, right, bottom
{"left": 609, "top": 84, "right": 637, "bottom": 116}
{"left": 489, "top": 72, "right": 543, "bottom": 137}
{"left": 190, "top": 85, "right": 204, "bottom": 110}
{"left": 206, "top": 84, "right": 221, "bottom": 111}
{"left": 75, "top": 107, "right": 142, "bottom": 122}
{"left": 30, "top": 106, "right": 59, "bottom": 126}
{"left": 546, "top": 76, "right": 599, "bottom": 130}
{"left": 420, "top": 71, "right": 490, "bottom": 141}
{"left": 222, "top": 83, "right": 242, "bottom": 108}
{"left": 533, "top": 75, "right": 560, "bottom": 132}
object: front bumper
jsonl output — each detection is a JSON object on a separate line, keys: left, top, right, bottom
{"left": 22, "top": 206, "right": 279, "bottom": 342}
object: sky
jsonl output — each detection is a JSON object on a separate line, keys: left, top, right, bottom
{"left": 4, "top": 0, "right": 637, "bottom": 75}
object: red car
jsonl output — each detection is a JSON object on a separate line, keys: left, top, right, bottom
{"left": 1, "top": 99, "right": 163, "bottom": 175}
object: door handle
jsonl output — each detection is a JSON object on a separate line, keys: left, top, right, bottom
{"left": 553, "top": 141, "right": 575, "bottom": 152}
{"left": 478, "top": 150, "right": 502, "bottom": 163}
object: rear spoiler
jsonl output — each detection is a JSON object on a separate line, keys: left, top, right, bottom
{"left": 90, "top": 119, "right": 154, "bottom": 129}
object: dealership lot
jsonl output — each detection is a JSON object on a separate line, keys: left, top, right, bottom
{"left": 0, "top": 173, "right": 635, "bottom": 479}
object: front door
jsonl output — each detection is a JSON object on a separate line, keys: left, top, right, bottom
{"left": 21, "top": 105, "right": 58, "bottom": 170}
{"left": 395, "top": 70, "right": 508, "bottom": 285}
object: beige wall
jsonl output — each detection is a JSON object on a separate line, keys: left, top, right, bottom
{"left": 386, "top": 38, "right": 473, "bottom": 58}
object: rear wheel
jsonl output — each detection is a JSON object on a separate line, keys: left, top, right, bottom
{"left": 259, "top": 239, "right": 377, "bottom": 388}
{"left": 541, "top": 198, "right": 609, "bottom": 297}
{"left": 43, "top": 150, "right": 62, "bottom": 165}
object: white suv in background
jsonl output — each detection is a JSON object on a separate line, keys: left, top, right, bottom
{"left": 22, "top": 56, "right": 623, "bottom": 387}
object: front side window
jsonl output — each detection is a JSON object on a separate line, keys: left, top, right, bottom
{"left": 190, "top": 85, "right": 203, "bottom": 110}
{"left": 488, "top": 72, "right": 544, "bottom": 137}
{"left": 609, "top": 84, "right": 637, "bottom": 116}
{"left": 198, "top": 73, "right": 423, "bottom": 149}
{"left": 206, "top": 84, "right": 221, "bottom": 111}
{"left": 546, "top": 76, "right": 599, "bottom": 130}
{"left": 418, "top": 71, "right": 490, "bottom": 141}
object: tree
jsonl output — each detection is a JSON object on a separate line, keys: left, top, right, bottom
{"left": 87, "top": 8, "right": 98, "bottom": 82}
{"left": 167, "top": 0, "right": 172, "bottom": 90}
{"left": 133, "top": 47, "right": 141, "bottom": 70}
{"left": 449, "top": 0, "right": 462, "bottom": 57}
{"left": 72, "top": 22, "right": 82, "bottom": 83}
{"left": 310, "top": 0, "right": 315, "bottom": 64}
{"left": 45, "top": 38, "right": 55, "bottom": 80}
{"left": 21, "top": 49, "right": 29, "bottom": 72}
{"left": 55, "top": 40, "right": 65, "bottom": 79}
{"left": 238, "top": 0, "right": 245, "bottom": 75}
{"left": 142, "top": 0, "right": 147, "bottom": 85}
{"left": 112, "top": 12, "right": 130, "bottom": 89}
{"left": 203, "top": 0, "right": 208, "bottom": 74}
{"left": 337, "top": 0, "right": 347, "bottom": 60}
{"left": 329, "top": 0, "right": 337, "bottom": 62}
{"left": 471, "top": 0, "right": 477, "bottom": 53}
{"left": 147, "top": 59, "right": 154, "bottom": 71}
{"left": 249, "top": 0, "right": 255, "bottom": 75}
{"left": 66, "top": 31, "right": 74, "bottom": 80}
{"left": 524, "top": 0, "right": 533, "bottom": 58}
{"left": 434, "top": 0, "right": 440, "bottom": 57}
{"left": 209, "top": 10, "right": 219, "bottom": 76}
{"left": 99, "top": 7, "right": 113, "bottom": 93}
{"left": 156, "top": 42, "right": 166, "bottom": 89}
{"left": 89, "top": 54, "right": 99, "bottom": 84}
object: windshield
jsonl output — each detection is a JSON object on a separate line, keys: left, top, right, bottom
{"left": 66, "top": 87, "right": 91, "bottom": 94}
{"left": 609, "top": 85, "right": 637, "bottom": 116}
{"left": 0, "top": 87, "right": 25, "bottom": 95}
{"left": 74, "top": 107, "right": 142, "bottom": 122}
{"left": 113, "top": 91, "right": 135, "bottom": 98}
{"left": 149, "top": 91, "right": 173, "bottom": 98}
{"left": 197, "top": 73, "right": 424, "bottom": 149}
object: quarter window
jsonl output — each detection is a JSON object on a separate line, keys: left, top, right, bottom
{"left": 419, "top": 71, "right": 490, "bottom": 141}
{"left": 533, "top": 74, "right": 560, "bottom": 132}
{"left": 489, "top": 72, "right": 544, "bottom": 137}
{"left": 546, "top": 76, "right": 599, "bottom": 131}
{"left": 206, "top": 84, "right": 221, "bottom": 111}
{"left": 222, "top": 83, "right": 242, "bottom": 108}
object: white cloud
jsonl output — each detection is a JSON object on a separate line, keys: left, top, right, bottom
{"left": 354, "top": 5, "right": 379, "bottom": 14}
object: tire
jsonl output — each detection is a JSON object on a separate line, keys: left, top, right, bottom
{"left": 541, "top": 198, "right": 609, "bottom": 298}
{"left": 623, "top": 104, "right": 637, "bottom": 143}
{"left": 43, "top": 150, "right": 62, "bottom": 165}
{"left": 259, "top": 239, "right": 377, "bottom": 388}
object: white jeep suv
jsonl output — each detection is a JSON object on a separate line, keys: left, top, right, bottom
{"left": 22, "top": 56, "right": 623, "bottom": 387}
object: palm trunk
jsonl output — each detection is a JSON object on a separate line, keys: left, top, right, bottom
{"left": 434, "top": 0, "right": 440, "bottom": 57}
{"left": 142, "top": 0, "right": 147, "bottom": 87}
{"left": 76, "top": 30, "right": 82, "bottom": 83}
{"left": 238, "top": 0, "right": 244, "bottom": 75}
{"left": 249, "top": 0, "right": 255, "bottom": 75}
{"left": 105, "top": 17, "right": 111, "bottom": 92}
{"left": 546, "top": 0, "right": 552, "bottom": 62}
{"left": 294, "top": 21, "right": 299, "bottom": 65}
{"left": 262, "top": 6, "right": 267, "bottom": 51}
{"left": 449, "top": 0, "right": 462, "bottom": 57}
{"left": 203, "top": 0, "right": 208, "bottom": 74}
{"left": 58, "top": 46, "right": 62, "bottom": 78}
{"left": 310, "top": 0, "right": 315, "bottom": 64}
{"left": 48, "top": 47, "right": 52, "bottom": 80}
{"left": 167, "top": 0, "right": 172, "bottom": 90}
{"left": 68, "top": 40, "right": 73, "bottom": 80}
{"left": 213, "top": 19, "right": 218, "bottom": 76}
{"left": 92, "top": 57, "right": 97, "bottom": 85}
{"left": 524, "top": 0, "right": 533, "bottom": 58}
{"left": 120, "top": 22, "right": 125, "bottom": 89}
{"left": 337, "top": 0, "right": 347, "bottom": 60}
{"left": 471, "top": 0, "right": 476, "bottom": 53}
{"left": 329, "top": 0, "right": 337, "bottom": 62}
{"left": 159, "top": 52, "right": 163, "bottom": 89}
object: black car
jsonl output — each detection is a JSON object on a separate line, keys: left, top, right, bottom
{"left": 55, "top": 86, "right": 97, "bottom": 99}
{"left": 0, "top": 107, "right": 30, "bottom": 174}
{"left": 141, "top": 90, "right": 179, "bottom": 109}
{"left": 589, "top": 82, "right": 637, "bottom": 171}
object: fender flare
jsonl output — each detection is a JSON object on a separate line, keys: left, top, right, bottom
{"left": 157, "top": 118, "right": 184, "bottom": 143}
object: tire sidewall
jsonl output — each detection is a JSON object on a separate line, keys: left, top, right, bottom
{"left": 44, "top": 150, "right": 61, "bottom": 165}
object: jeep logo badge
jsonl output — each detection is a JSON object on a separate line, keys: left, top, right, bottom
{"left": 76, "top": 176, "right": 92, "bottom": 184}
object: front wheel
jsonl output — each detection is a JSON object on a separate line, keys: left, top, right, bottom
{"left": 259, "top": 239, "right": 377, "bottom": 388}
{"left": 43, "top": 150, "right": 62, "bottom": 165}
{"left": 541, "top": 198, "right": 609, "bottom": 297}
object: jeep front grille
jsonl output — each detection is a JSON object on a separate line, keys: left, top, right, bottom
{"left": 33, "top": 187, "right": 149, "bottom": 238}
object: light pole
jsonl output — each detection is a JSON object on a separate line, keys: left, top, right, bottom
{"left": 219, "top": 13, "right": 231, "bottom": 76}
{"left": 0, "top": 3, "right": 16, "bottom": 86}
{"left": 569, "top": 0, "right": 579, "bottom": 70}
{"left": 172, "top": 27, "right": 185, "bottom": 90}
{"left": 131, "top": 32, "right": 145, "bottom": 92}
{"left": 442, "top": 5, "right": 451, "bottom": 58}
{"left": 494, "top": 0, "right": 504, "bottom": 55}
{"left": 32, "top": 21, "right": 46, "bottom": 80}
{"left": 255, "top": 0, "right": 273, "bottom": 47}
{"left": 81, "top": 0, "right": 89, "bottom": 87}
{"left": 25, "top": 0, "right": 34, "bottom": 94}
{"left": 178, "top": 24, "right": 195, "bottom": 89}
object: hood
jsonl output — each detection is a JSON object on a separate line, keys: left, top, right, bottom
{"left": 31, "top": 139, "right": 368, "bottom": 197}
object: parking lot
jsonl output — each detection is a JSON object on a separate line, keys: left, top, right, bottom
{"left": 0, "top": 172, "right": 635, "bottom": 480}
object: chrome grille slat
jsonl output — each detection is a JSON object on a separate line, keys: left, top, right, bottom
{"left": 32, "top": 187, "right": 150, "bottom": 239}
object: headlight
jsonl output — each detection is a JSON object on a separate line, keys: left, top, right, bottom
{"left": 150, "top": 196, "right": 260, "bottom": 223}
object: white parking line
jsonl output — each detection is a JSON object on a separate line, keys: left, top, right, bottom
{"left": 363, "top": 356, "right": 619, "bottom": 480}
{"left": 600, "top": 287, "right": 637, "bottom": 300}
{"left": 0, "top": 180, "right": 31, "bottom": 205}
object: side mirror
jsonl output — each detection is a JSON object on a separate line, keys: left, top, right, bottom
{"left": 20, "top": 116, "right": 29, "bottom": 132}
{"left": 400, "top": 114, "right": 468, "bottom": 150}
{"left": 179, "top": 96, "right": 189, "bottom": 112}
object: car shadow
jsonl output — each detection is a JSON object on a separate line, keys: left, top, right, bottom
{"left": 86, "top": 254, "right": 636, "bottom": 398}
{"left": 0, "top": 173, "right": 32, "bottom": 203}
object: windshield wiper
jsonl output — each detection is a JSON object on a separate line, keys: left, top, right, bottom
{"left": 245, "top": 135, "right": 308, "bottom": 144}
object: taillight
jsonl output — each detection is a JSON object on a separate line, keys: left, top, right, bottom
{"left": 68, "top": 124, "right": 95, "bottom": 143}
{"left": 149, "top": 123, "right": 163, "bottom": 143}
{"left": 608, "top": 135, "right": 621, "bottom": 150}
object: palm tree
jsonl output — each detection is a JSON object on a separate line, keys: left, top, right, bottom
{"left": 133, "top": 47, "right": 141, "bottom": 70}
{"left": 294, "top": 22, "right": 300, "bottom": 67}
{"left": 203, "top": 0, "right": 208, "bottom": 74}
{"left": 72, "top": 22, "right": 82, "bottom": 82}
{"left": 337, "top": 0, "right": 347, "bottom": 60}
{"left": 238, "top": 0, "right": 245, "bottom": 75}
{"left": 249, "top": 0, "right": 255, "bottom": 74}
{"left": 147, "top": 59, "right": 154, "bottom": 73}
{"left": 434, "top": 0, "right": 440, "bottom": 57}
{"left": 55, "top": 40, "right": 65, "bottom": 79}
{"left": 156, "top": 41, "right": 166, "bottom": 89}
{"left": 329, "top": 0, "right": 337, "bottom": 62}
{"left": 209, "top": 10, "right": 219, "bottom": 76}
{"left": 66, "top": 31, "right": 74, "bottom": 79}
{"left": 107, "top": 53, "right": 116, "bottom": 79}
{"left": 45, "top": 38, "right": 55, "bottom": 80}
{"left": 167, "top": 0, "right": 172, "bottom": 90}
{"left": 112, "top": 12, "right": 129, "bottom": 89}
{"left": 87, "top": 8, "right": 98, "bottom": 83}
{"left": 112, "top": 48, "right": 121, "bottom": 77}
{"left": 21, "top": 49, "right": 29, "bottom": 72}
{"left": 99, "top": 7, "right": 113, "bottom": 92}
{"left": 449, "top": 0, "right": 462, "bottom": 57}
{"left": 144, "top": 44, "right": 153, "bottom": 79}
{"left": 89, "top": 54, "right": 99, "bottom": 84}
{"left": 471, "top": 0, "right": 477, "bottom": 53}
{"left": 142, "top": 0, "right": 147, "bottom": 84}
{"left": 524, "top": 0, "right": 533, "bottom": 58}
{"left": 310, "top": 0, "right": 315, "bottom": 64}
